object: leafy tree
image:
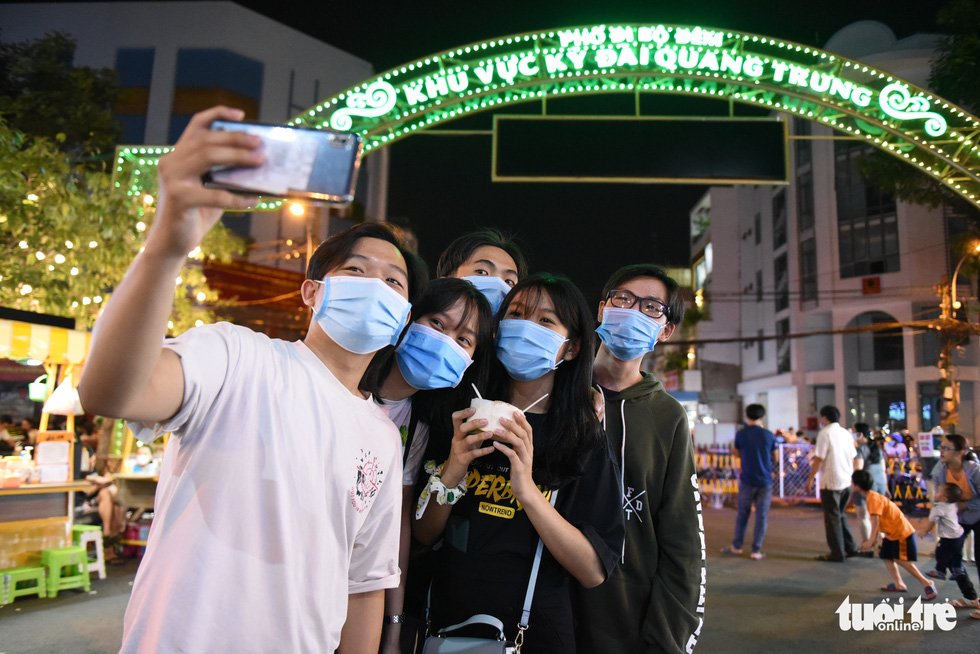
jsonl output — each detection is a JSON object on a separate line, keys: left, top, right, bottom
{"left": 0, "top": 32, "right": 245, "bottom": 334}
{"left": 0, "top": 31, "right": 120, "bottom": 158}
{"left": 930, "top": 0, "right": 980, "bottom": 114}
{"left": 857, "top": 0, "right": 980, "bottom": 217}
{"left": 0, "top": 119, "right": 244, "bottom": 332}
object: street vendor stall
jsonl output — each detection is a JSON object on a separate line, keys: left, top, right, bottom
{"left": 0, "top": 316, "right": 90, "bottom": 570}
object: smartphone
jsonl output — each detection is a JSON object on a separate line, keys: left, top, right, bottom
{"left": 204, "top": 121, "right": 363, "bottom": 204}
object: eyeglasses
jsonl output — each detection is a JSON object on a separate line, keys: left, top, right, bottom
{"left": 607, "top": 289, "right": 669, "bottom": 320}
{"left": 938, "top": 446, "right": 958, "bottom": 452}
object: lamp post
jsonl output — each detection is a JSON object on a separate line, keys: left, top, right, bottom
{"left": 951, "top": 242, "right": 980, "bottom": 313}
{"left": 938, "top": 241, "right": 980, "bottom": 432}
{"left": 289, "top": 202, "right": 314, "bottom": 272}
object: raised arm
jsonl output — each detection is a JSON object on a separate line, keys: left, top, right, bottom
{"left": 79, "top": 107, "right": 261, "bottom": 424}
{"left": 413, "top": 407, "right": 493, "bottom": 545}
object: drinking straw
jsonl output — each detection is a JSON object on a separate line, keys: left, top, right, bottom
{"left": 522, "top": 394, "right": 549, "bottom": 413}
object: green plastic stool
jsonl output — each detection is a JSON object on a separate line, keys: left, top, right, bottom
{"left": 1, "top": 566, "right": 47, "bottom": 605}
{"left": 72, "top": 524, "right": 107, "bottom": 580}
{"left": 41, "top": 545, "right": 91, "bottom": 597}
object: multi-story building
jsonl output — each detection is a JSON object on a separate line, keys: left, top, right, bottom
{"left": 687, "top": 21, "right": 978, "bottom": 442}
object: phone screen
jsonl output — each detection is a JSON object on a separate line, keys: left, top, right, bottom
{"left": 206, "top": 121, "right": 363, "bottom": 204}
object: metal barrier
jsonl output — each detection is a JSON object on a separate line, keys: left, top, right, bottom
{"left": 696, "top": 444, "right": 933, "bottom": 505}
{"left": 697, "top": 445, "right": 817, "bottom": 501}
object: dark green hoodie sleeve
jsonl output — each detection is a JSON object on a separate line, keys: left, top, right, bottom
{"left": 643, "top": 408, "right": 705, "bottom": 653}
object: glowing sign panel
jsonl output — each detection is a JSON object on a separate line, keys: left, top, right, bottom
{"left": 306, "top": 23, "right": 950, "bottom": 145}
{"left": 112, "top": 23, "right": 980, "bottom": 209}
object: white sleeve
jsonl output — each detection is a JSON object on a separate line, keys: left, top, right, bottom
{"left": 814, "top": 431, "right": 829, "bottom": 459}
{"left": 348, "top": 444, "right": 402, "bottom": 594}
{"left": 402, "top": 422, "right": 430, "bottom": 486}
{"left": 158, "top": 323, "right": 239, "bottom": 440}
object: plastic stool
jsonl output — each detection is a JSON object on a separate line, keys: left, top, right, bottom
{"left": 72, "top": 524, "right": 107, "bottom": 580}
{"left": 41, "top": 545, "right": 91, "bottom": 597}
{"left": 1, "top": 566, "right": 46, "bottom": 605}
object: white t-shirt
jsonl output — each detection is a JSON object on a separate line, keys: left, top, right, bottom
{"left": 121, "top": 323, "right": 402, "bottom": 653}
{"left": 815, "top": 422, "right": 858, "bottom": 491}
{"left": 377, "top": 396, "right": 430, "bottom": 486}
{"left": 929, "top": 502, "right": 964, "bottom": 539}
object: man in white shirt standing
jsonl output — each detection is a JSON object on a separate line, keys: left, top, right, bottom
{"left": 806, "top": 405, "right": 860, "bottom": 562}
{"left": 79, "top": 106, "right": 424, "bottom": 653}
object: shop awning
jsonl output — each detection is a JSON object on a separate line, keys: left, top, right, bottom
{"left": 0, "top": 319, "right": 90, "bottom": 365}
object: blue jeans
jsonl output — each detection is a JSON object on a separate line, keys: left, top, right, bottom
{"left": 732, "top": 483, "right": 773, "bottom": 553}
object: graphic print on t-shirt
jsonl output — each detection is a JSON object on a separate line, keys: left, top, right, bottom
{"left": 350, "top": 449, "right": 385, "bottom": 513}
{"left": 468, "top": 466, "right": 552, "bottom": 519}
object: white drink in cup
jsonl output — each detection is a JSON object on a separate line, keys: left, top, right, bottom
{"left": 469, "top": 398, "right": 523, "bottom": 435}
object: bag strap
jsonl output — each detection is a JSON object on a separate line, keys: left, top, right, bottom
{"left": 403, "top": 407, "right": 420, "bottom": 467}
{"left": 425, "top": 488, "right": 559, "bottom": 651}
{"left": 436, "top": 614, "right": 507, "bottom": 640}
{"left": 514, "top": 489, "right": 558, "bottom": 651}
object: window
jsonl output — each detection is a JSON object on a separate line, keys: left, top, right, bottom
{"left": 754, "top": 212, "right": 761, "bottom": 245}
{"left": 774, "top": 254, "right": 788, "bottom": 312}
{"left": 756, "top": 270, "right": 763, "bottom": 303}
{"left": 777, "top": 318, "right": 791, "bottom": 374}
{"left": 795, "top": 118, "right": 812, "bottom": 167}
{"left": 170, "top": 49, "right": 265, "bottom": 142}
{"left": 758, "top": 329, "right": 765, "bottom": 362}
{"left": 835, "top": 141, "right": 899, "bottom": 278}
{"left": 772, "top": 191, "right": 787, "bottom": 248}
{"left": 114, "top": 48, "right": 155, "bottom": 144}
{"left": 797, "top": 169, "right": 814, "bottom": 233}
{"left": 852, "top": 312, "right": 904, "bottom": 371}
{"left": 799, "top": 238, "right": 817, "bottom": 303}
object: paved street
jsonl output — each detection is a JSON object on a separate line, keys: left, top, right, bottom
{"left": 1, "top": 503, "right": 977, "bottom": 653}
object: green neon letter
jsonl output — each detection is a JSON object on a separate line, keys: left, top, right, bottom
{"left": 852, "top": 87, "right": 872, "bottom": 107}
{"left": 720, "top": 52, "right": 743, "bottom": 75}
{"left": 771, "top": 61, "right": 789, "bottom": 82}
{"left": 743, "top": 56, "right": 764, "bottom": 77}
{"left": 655, "top": 48, "right": 678, "bottom": 71}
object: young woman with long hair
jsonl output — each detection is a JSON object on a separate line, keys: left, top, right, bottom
{"left": 414, "top": 273, "right": 624, "bottom": 653}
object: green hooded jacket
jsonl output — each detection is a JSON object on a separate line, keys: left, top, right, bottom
{"left": 573, "top": 373, "right": 705, "bottom": 653}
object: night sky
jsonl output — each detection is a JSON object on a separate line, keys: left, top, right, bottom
{"left": 233, "top": 1, "right": 943, "bottom": 302}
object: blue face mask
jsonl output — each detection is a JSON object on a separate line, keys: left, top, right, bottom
{"left": 395, "top": 323, "right": 473, "bottom": 390}
{"left": 596, "top": 307, "right": 663, "bottom": 362}
{"left": 461, "top": 275, "right": 511, "bottom": 314}
{"left": 313, "top": 276, "right": 410, "bottom": 354}
{"left": 496, "top": 319, "right": 568, "bottom": 382}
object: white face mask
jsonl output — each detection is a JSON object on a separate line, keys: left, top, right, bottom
{"left": 136, "top": 455, "right": 152, "bottom": 467}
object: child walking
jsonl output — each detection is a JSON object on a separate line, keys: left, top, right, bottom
{"left": 921, "top": 483, "right": 979, "bottom": 609}
{"left": 851, "top": 470, "right": 937, "bottom": 600}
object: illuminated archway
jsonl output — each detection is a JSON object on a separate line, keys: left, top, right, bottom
{"left": 115, "top": 23, "right": 980, "bottom": 208}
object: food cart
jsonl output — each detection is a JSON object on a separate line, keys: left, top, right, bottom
{"left": 0, "top": 317, "right": 92, "bottom": 569}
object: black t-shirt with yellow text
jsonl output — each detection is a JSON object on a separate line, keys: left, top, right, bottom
{"left": 430, "top": 412, "right": 624, "bottom": 653}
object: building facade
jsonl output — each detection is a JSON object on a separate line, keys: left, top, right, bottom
{"left": 688, "top": 21, "right": 979, "bottom": 442}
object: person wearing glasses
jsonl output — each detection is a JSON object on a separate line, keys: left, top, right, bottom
{"left": 931, "top": 433, "right": 980, "bottom": 618}
{"left": 572, "top": 264, "right": 703, "bottom": 654}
